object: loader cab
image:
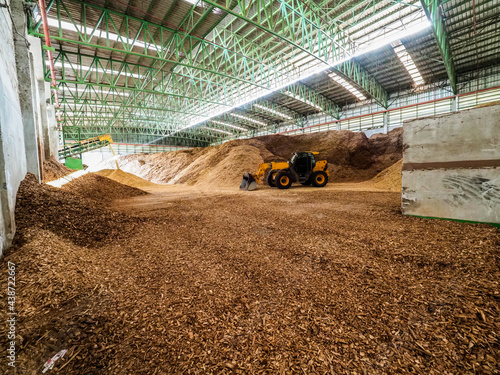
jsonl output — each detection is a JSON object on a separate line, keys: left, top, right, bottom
{"left": 290, "top": 152, "right": 316, "bottom": 174}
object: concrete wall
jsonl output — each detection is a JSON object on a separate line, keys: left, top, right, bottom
{"left": 402, "top": 105, "right": 500, "bottom": 224}
{"left": 0, "top": 1, "right": 29, "bottom": 252}
{"left": 0, "top": 1, "right": 54, "bottom": 254}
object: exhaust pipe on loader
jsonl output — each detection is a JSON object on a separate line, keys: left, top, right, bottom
{"left": 240, "top": 172, "right": 258, "bottom": 191}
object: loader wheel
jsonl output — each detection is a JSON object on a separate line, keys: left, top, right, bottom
{"left": 267, "top": 170, "right": 277, "bottom": 187}
{"left": 275, "top": 171, "right": 292, "bottom": 189}
{"left": 311, "top": 171, "right": 328, "bottom": 187}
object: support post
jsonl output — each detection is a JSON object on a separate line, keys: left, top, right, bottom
{"left": 11, "top": 0, "right": 42, "bottom": 180}
{"left": 383, "top": 111, "right": 389, "bottom": 134}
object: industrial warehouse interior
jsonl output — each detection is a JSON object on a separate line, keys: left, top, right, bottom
{"left": 1, "top": 0, "right": 499, "bottom": 373}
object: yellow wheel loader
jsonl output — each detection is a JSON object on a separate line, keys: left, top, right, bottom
{"left": 240, "top": 152, "right": 329, "bottom": 191}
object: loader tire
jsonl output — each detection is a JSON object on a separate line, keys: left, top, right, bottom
{"left": 267, "top": 170, "right": 277, "bottom": 187}
{"left": 311, "top": 171, "right": 328, "bottom": 187}
{"left": 275, "top": 171, "right": 292, "bottom": 189}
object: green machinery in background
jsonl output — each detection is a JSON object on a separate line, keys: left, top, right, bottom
{"left": 58, "top": 133, "right": 114, "bottom": 169}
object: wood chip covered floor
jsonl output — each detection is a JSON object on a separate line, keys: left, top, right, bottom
{"left": 1, "top": 177, "right": 499, "bottom": 374}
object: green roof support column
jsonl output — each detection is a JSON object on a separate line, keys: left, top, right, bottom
{"left": 420, "top": 0, "right": 457, "bottom": 94}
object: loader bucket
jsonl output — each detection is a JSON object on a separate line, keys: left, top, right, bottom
{"left": 240, "top": 172, "right": 258, "bottom": 191}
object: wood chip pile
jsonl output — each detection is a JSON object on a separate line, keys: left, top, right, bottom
{"left": 62, "top": 173, "right": 148, "bottom": 202}
{"left": 95, "top": 169, "right": 161, "bottom": 189}
{"left": 42, "top": 156, "right": 73, "bottom": 183}
{"left": 1, "top": 175, "right": 498, "bottom": 374}
{"left": 97, "top": 128, "right": 402, "bottom": 186}
{"left": 362, "top": 159, "right": 403, "bottom": 192}
{"left": 13, "top": 173, "right": 147, "bottom": 247}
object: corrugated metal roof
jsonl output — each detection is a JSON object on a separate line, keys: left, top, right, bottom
{"left": 40, "top": 0, "right": 500, "bottom": 142}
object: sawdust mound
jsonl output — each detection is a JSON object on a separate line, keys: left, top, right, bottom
{"left": 15, "top": 173, "right": 145, "bottom": 247}
{"left": 365, "top": 159, "right": 403, "bottom": 192}
{"left": 474, "top": 100, "right": 500, "bottom": 108}
{"left": 96, "top": 168, "right": 160, "bottom": 189}
{"left": 98, "top": 128, "right": 402, "bottom": 186}
{"left": 175, "top": 144, "right": 266, "bottom": 187}
{"left": 42, "top": 156, "right": 72, "bottom": 183}
{"left": 109, "top": 148, "right": 205, "bottom": 184}
{"left": 256, "top": 128, "right": 402, "bottom": 181}
{"left": 62, "top": 173, "right": 148, "bottom": 202}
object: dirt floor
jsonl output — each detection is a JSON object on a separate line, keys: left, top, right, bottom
{"left": 1, "top": 167, "right": 499, "bottom": 374}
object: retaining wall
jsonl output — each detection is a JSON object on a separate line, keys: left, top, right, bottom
{"left": 402, "top": 105, "right": 500, "bottom": 224}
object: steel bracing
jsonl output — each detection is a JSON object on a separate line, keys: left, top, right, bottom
{"left": 420, "top": 0, "right": 457, "bottom": 94}
{"left": 28, "top": 0, "right": 497, "bottom": 146}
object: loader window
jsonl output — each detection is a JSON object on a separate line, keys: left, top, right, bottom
{"left": 294, "top": 155, "right": 310, "bottom": 174}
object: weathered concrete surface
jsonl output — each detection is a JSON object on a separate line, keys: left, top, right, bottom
{"left": 0, "top": 1, "right": 54, "bottom": 254}
{"left": 11, "top": 0, "right": 42, "bottom": 180}
{"left": 0, "top": 1, "right": 28, "bottom": 252}
{"left": 46, "top": 103, "right": 59, "bottom": 157}
{"left": 404, "top": 105, "right": 500, "bottom": 165}
{"left": 402, "top": 105, "right": 500, "bottom": 223}
{"left": 402, "top": 168, "right": 500, "bottom": 223}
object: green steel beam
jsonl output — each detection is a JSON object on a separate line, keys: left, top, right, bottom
{"left": 63, "top": 124, "right": 214, "bottom": 142}
{"left": 62, "top": 126, "right": 210, "bottom": 147}
{"left": 197, "top": 0, "right": 388, "bottom": 108}
{"left": 200, "top": 0, "right": 349, "bottom": 65}
{"left": 298, "top": 1, "right": 389, "bottom": 107}
{"left": 420, "top": 0, "right": 457, "bottom": 93}
{"left": 29, "top": 0, "right": 287, "bottom": 90}
{"left": 57, "top": 83, "right": 214, "bottom": 119}
{"left": 59, "top": 99, "right": 201, "bottom": 119}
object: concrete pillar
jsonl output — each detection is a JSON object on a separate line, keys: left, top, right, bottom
{"left": 452, "top": 96, "right": 458, "bottom": 112}
{"left": 28, "top": 35, "right": 52, "bottom": 159}
{"left": 383, "top": 111, "right": 389, "bottom": 134}
{"left": 11, "top": 0, "right": 42, "bottom": 181}
{"left": 46, "top": 103, "right": 59, "bottom": 158}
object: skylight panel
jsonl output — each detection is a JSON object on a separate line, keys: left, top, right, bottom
{"left": 230, "top": 113, "right": 267, "bottom": 126}
{"left": 283, "top": 91, "right": 323, "bottom": 111}
{"left": 201, "top": 126, "right": 232, "bottom": 135}
{"left": 211, "top": 120, "right": 247, "bottom": 131}
{"left": 327, "top": 72, "right": 366, "bottom": 100}
{"left": 392, "top": 41, "right": 425, "bottom": 86}
{"left": 253, "top": 104, "right": 293, "bottom": 120}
